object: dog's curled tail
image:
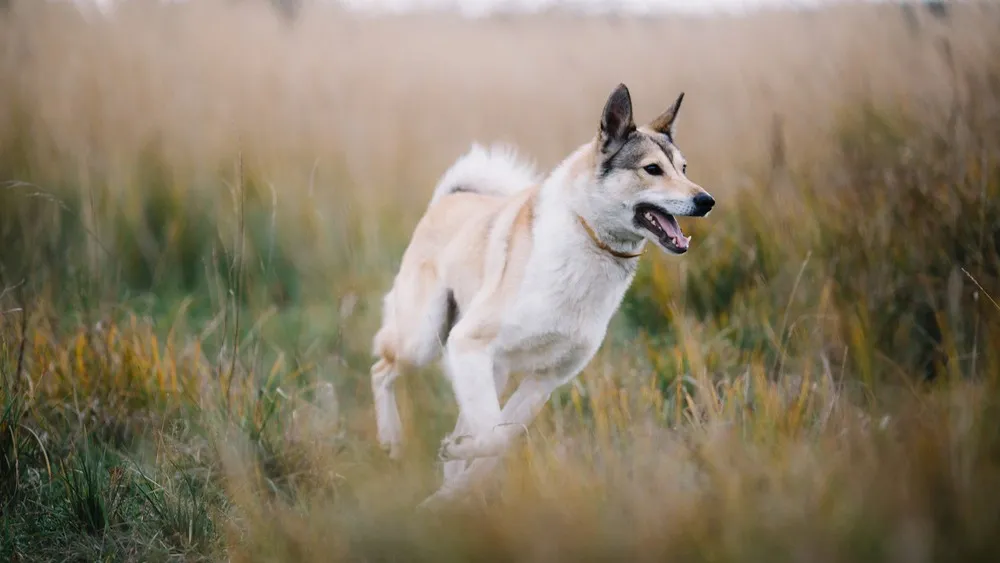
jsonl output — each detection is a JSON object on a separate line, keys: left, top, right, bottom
{"left": 429, "top": 142, "right": 540, "bottom": 206}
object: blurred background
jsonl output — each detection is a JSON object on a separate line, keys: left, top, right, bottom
{"left": 2, "top": 0, "right": 1000, "bottom": 561}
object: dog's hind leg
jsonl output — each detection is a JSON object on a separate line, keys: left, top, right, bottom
{"left": 370, "top": 265, "right": 453, "bottom": 460}
{"left": 370, "top": 357, "right": 405, "bottom": 459}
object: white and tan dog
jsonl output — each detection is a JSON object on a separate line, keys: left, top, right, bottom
{"left": 369, "top": 83, "right": 715, "bottom": 507}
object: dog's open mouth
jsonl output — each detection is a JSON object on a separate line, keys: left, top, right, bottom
{"left": 634, "top": 204, "right": 691, "bottom": 253}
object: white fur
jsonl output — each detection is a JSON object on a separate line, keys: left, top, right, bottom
{"left": 416, "top": 144, "right": 648, "bottom": 509}
{"left": 371, "top": 86, "right": 714, "bottom": 510}
{"left": 429, "top": 142, "right": 541, "bottom": 206}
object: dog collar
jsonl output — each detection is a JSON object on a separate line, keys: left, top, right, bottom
{"left": 576, "top": 215, "right": 644, "bottom": 260}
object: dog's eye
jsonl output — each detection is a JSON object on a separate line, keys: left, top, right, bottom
{"left": 682, "top": 163, "right": 687, "bottom": 174}
{"left": 643, "top": 164, "right": 663, "bottom": 176}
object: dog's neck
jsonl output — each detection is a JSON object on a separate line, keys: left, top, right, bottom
{"left": 536, "top": 143, "right": 648, "bottom": 262}
{"left": 575, "top": 214, "right": 645, "bottom": 260}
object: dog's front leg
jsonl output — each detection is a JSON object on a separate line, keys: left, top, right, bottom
{"left": 422, "top": 375, "right": 561, "bottom": 510}
{"left": 438, "top": 327, "right": 504, "bottom": 462}
{"left": 442, "top": 413, "right": 470, "bottom": 482}
{"left": 439, "top": 375, "right": 557, "bottom": 461}
{"left": 442, "top": 362, "right": 510, "bottom": 481}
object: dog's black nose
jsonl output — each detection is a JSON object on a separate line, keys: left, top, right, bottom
{"left": 694, "top": 193, "right": 715, "bottom": 214}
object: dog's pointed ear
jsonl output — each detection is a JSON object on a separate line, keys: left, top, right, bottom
{"left": 599, "top": 83, "right": 635, "bottom": 154}
{"left": 649, "top": 91, "right": 685, "bottom": 138}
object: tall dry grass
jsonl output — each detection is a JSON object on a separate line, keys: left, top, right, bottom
{"left": 2, "top": 1, "right": 991, "bottom": 189}
{"left": 2, "top": 0, "right": 1000, "bottom": 561}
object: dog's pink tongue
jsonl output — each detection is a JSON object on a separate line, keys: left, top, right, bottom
{"left": 653, "top": 212, "right": 690, "bottom": 250}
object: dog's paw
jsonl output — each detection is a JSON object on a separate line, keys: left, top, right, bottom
{"left": 436, "top": 434, "right": 466, "bottom": 461}
{"left": 438, "top": 432, "right": 506, "bottom": 460}
{"left": 438, "top": 433, "right": 481, "bottom": 461}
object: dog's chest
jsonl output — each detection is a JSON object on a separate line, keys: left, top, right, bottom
{"left": 498, "top": 255, "right": 634, "bottom": 377}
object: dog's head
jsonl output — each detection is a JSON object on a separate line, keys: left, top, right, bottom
{"left": 588, "top": 83, "right": 714, "bottom": 255}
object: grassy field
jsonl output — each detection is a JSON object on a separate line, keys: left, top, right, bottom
{"left": 2, "top": 0, "right": 1000, "bottom": 561}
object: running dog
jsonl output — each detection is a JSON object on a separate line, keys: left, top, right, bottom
{"left": 369, "top": 83, "right": 716, "bottom": 507}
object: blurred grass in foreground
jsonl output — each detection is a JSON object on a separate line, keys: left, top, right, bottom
{"left": 3, "top": 1, "right": 1000, "bottom": 561}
